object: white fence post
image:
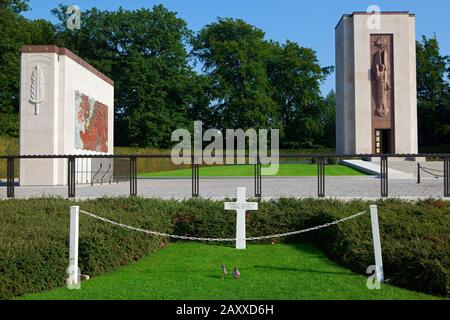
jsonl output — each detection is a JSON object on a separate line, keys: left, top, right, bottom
{"left": 68, "top": 206, "right": 80, "bottom": 289}
{"left": 369, "top": 205, "right": 384, "bottom": 283}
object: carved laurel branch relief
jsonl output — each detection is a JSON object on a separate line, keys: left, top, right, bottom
{"left": 30, "top": 65, "right": 45, "bottom": 115}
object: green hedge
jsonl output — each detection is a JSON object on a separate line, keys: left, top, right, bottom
{"left": 171, "top": 198, "right": 449, "bottom": 296}
{"left": 0, "top": 197, "right": 448, "bottom": 299}
{"left": 0, "top": 198, "right": 172, "bottom": 299}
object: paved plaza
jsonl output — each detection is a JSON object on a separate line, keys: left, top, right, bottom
{"left": 1, "top": 175, "right": 445, "bottom": 200}
{"left": 1, "top": 161, "right": 446, "bottom": 200}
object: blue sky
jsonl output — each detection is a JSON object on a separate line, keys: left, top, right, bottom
{"left": 22, "top": 0, "right": 450, "bottom": 95}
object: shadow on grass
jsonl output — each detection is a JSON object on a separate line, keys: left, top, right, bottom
{"left": 252, "top": 265, "right": 349, "bottom": 275}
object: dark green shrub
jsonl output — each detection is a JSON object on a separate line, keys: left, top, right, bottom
{"left": 327, "top": 157, "right": 338, "bottom": 165}
{"left": 0, "top": 197, "right": 448, "bottom": 299}
{"left": 0, "top": 198, "right": 172, "bottom": 299}
{"left": 171, "top": 198, "right": 450, "bottom": 296}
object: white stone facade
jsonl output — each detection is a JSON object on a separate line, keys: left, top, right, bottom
{"left": 20, "top": 45, "right": 114, "bottom": 186}
{"left": 335, "top": 12, "right": 418, "bottom": 155}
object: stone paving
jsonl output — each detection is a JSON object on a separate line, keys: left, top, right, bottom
{"left": 0, "top": 161, "right": 446, "bottom": 200}
{"left": 0, "top": 176, "right": 445, "bottom": 200}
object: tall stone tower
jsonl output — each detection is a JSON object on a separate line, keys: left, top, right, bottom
{"left": 335, "top": 12, "right": 418, "bottom": 155}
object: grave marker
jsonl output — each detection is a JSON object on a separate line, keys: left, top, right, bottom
{"left": 224, "top": 187, "right": 258, "bottom": 249}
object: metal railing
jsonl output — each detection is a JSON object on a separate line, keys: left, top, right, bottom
{"left": 1, "top": 153, "right": 450, "bottom": 199}
{"left": 417, "top": 163, "right": 445, "bottom": 182}
{"left": 417, "top": 161, "right": 450, "bottom": 197}
{"left": 380, "top": 156, "right": 388, "bottom": 197}
{"left": 100, "top": 164, "right": 112, "bottom": 185}
{"left": 68, "top": 156, "right": 76, "bottom": 198}
{"left": 317, "top": 157, "right": 325, "bottom": 198}
{"left": 254, "top": 159, "right": 262, "bottom": 198}
{"left": 445, "top": 159, "right": 450, "bottom": 197}
{"left": 90, "top": 163, "right": 103, "bottom": 186}
{"left": 6, "top": 157, "right": 14, "bottom": 198}
{"left": 129, "top": 157, "right": 137, "bottom": 197}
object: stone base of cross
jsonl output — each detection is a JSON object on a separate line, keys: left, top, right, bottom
{"left": 224, "top": 187, "right": 258, "bottom": 250}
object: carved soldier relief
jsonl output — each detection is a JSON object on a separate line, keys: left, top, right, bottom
{"left": 372, "top": 36, "right": 391, "bottom": 117}
{"left": 370, "top": 34, "right": 394, "bottom": 154}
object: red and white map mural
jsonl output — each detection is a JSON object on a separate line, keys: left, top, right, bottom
{"left": 75, "top": 91, "right": 108, "bottom": 153}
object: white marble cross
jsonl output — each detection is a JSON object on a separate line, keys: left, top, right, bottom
{"left": 224, "top": 187, "right": 258, "bottom": 249}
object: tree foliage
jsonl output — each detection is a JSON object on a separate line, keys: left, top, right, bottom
{"left": 192, "top": 18, "right": 278, "bottom": 130}
{"left": 51, "top": 5, "right": 205, "bottom": 148}
{"left": 0, "top": 0, "right": 29, "bottom": 13}
{"left": 3, "top": 4, "right": 449, "bottom": 150}
{"left": 193, "top": 19, "right": 332, "bottom": 147}
{"left": 0, "top": 0, "right": 54, "bottom": 116}
{"left": 267, "top": 40, "right": 333, "bottom": 147}
{"left": 416, "top": 35, "right": 450, "bottom": 146}
{"left": 0, "top": 5, "right": 333, "bottom": 148}
{"left": 321, "top": 90, "right": 336, "bottom": 148}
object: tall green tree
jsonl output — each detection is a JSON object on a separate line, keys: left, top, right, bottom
{"left": 0, "top": 0, "right": 54, "bottom": 116}
{"left": 192, "top": 19, "right": 332, "bottom": 148}
{"left": 192, "top": 18, "right": 278, "bottom": 130}
{"left": 266, "top": 40, "right": 332, "bottom": 147}
{"left": 321, "top": 90, "right": 336, "bottom": 148}
{"left": 0, "top": 0, "right": 54, "bottom": 138}
{"left": 416, "top": 35, "right": 450, "bottom": 146}
{"left": 52, "top": 5, "right": 206, "bottom": 147}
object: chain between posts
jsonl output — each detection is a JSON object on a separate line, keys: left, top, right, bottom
{"left": 420, "top": 166, "right": 445, "bottom": 178}
{"left": 79, "top": 209, "right": 367, "bottom": 242}
{"left": 421, "top": 166, "right": 444, "bottom": 173}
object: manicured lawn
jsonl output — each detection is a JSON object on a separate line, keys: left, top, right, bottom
{"left": 21, "top": 243, "right": 438, "bottom": 300}
{"left": 139, "top": 163, "right": 366, "bottom": 178}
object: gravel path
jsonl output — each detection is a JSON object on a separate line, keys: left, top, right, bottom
{"left": 1, "top": 161, "right": 446, "bottom": 200}
{"left": 1, "top": 175, "right": 446, "bottom": 199}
